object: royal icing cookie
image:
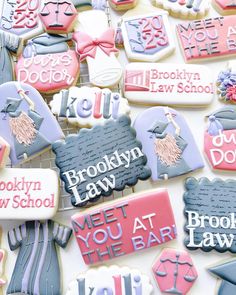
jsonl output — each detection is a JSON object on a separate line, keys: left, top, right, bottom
{"left": 204, "top": 106, "right": 236, "bottom": 171}
{"left": 71, "top": 0, "right": 92, "bottom": 10}
{"left": 73, "top": 10, "right": 122, "bottom": 87}
{"left": 0, "top": 0, "right": 43, "bottom": 41}
{"left": 66, "top": 265, "right": 153, "bottom": 295}
{"left": 121, "top": 6, "right": 175, "bottom": 62}
{"left": 212, "top": 0, "right": 236, "bottom": 15}
{"left": 209, "top": 259, "right": 236, "bottom": 295}
{"left": 0, "top": 168, "right": 59, "bottom": 220}
{"left": 155, "top": 0, "right": 209, "bottom": 19}
{"left": 0, "top": 81, "right": 64, "bottom": 166}
{"left": 184, "top": 177, "right": 236, "bottom": 253}
{"left": 133, "top": 107, "right": 204, "bottom": 181}
{"left": 16, "top": 34, "right": 80, "bottom": 93}
{"left": 176, "top": 16, "right": 236, "bottom": 63}
{"left": 50, "top": 86, "right": 130, "bottom": 127}
{"left": 0, "top": 229, "right": 6, "bottom": 295}
{"left": 53, "top": 115, "right": 151, "bottom": 207}
{"left": 71, "top": 189, "right": 177, "bottom": 264}
{"left": 7, "top": 220, "right": 72, "bottom": 295}
{"left": 124, "top": 62, "right": 214, "bottom": 106}
{"left": 152, "top": 249, "right": 198, "bottom": 295}
{"left": 217, "top": 61, "right": 236, "bottom": 103}
{"left": 39, "top": 0, "right": 77, "bottom": 34}
{"left": 109, "top": 0, "right": 137, "bottom": 11}
{"left": 0, "top": 137, "right": 10, "bottom": 168}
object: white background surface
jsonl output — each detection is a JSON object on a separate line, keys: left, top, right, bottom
{"left": 1, "top": 1, "right": 236, "bottom": 295}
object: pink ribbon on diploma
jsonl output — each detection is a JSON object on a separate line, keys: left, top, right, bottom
{"left": 73, "top": 29, "right": 118, "bottom": 61}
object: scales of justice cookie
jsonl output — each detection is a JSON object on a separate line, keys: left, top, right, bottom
{"left": 217, "top": 61, "right": 236, "bottom": 103}
{"left": 0, "top": 168, "right": 59, "bottom": 220}
{"left": 176, "top": 16, "right": 236, "bottom": 63}
{"left": 121, "top": 5, "right": 175, "bottom": 62}
{"left": 0, "top": 81, "right": 64, "bottom": 166}
{"left": 7, "top": 220, "right": 72, "bottom": 295}
{"left": 204, "top": 106, "right": 236, "bottom": 171}
{"left": 212, "top": 0, "right": 236, "bottom": 15}
{"left": 71, "top": 189, "right": 176, "bottom": 264}
{"left": 133, "top": 107, "right": 204, "bottom": 181}
{"left": 152, "top": 249, "right": 198, "bottom": 295}
{"left": 66, "top": 265, "right": 153, "bottom": 295}
{"left": 154, "top": 0, "right": 209, "bottom": 19}
{"left": 124, "top": 63, "right": 214, "bottom": 106}
{"left": 50, "top": 86, "right": 130, "bottom": 127}
{"left": 184, "top": 177, "right": 236, "bottom": 253}
{"left": 52, "top": 115, "right": 151, "bottom": 207}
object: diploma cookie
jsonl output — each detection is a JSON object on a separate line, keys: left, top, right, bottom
{"left": 50, "top": 86, "right": 130, "bottom": 127}
{"left": 16, "top": 34, "right": 80, "bottom": 93}
{"left": 0, "top": 81, "right": 64, "bottom": 166}
{"left": 184, "top": 177, "right": 236, "bottom": 253}
{"left": 71, "top": 189, "right": 177, "bottom": 264}
{"left": 121, "top": 6, "right": 175, "bottom": 62}
{"left": 0, "top": 168, "right": 59, "bottom": 220}
{"left": 176, "top": 16, "right": 236, "bottom": 63}
{"left": 39, "top": 0, "right": 78, "bottom": 34}
{"left": 66, "top": 265, "right": 153, "bottom": 295}
{"left": 217, "top": 61, "right": 236, "bottom": 103}
{"left": 124, "top": 62, "right": 214, "bottom": 106}
{"left": 204, "top": 106, "right": 236, "bottom": 171}
{"left": 109, "top": 0, "right": 137, "bottom": 11}
{"left": 7, "top": 220, "right": 72, "bottom": 295}
{"left": 212, "top": 0, "right": 236, "bottom": 15}
{"left": 155, "top": 0, "right": 209, "bottom": 19}
{"left": 133, "top": 107, "right": 204, "bottom": 181}
{"left": 73, "top": 10, "right": 122, "bottom": 87}
{"left": 53, "top": 115, "right": 151, "bottom": 207}
{"left": 209, "top": 259, "right": 236, "bottom": 295}
{"left": 0, "top": 229, "right": 6, "bottom": 295}
{"left": 0, "top": 137, "right": 10, "bottom": 168}
{"left": 152, "top": 248, "right": 198, "bottom": 295}
{"left": 0, "top": 0, "right": 43, "bottom": 42}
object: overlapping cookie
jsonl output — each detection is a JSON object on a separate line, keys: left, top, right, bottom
{"left": 0, "top": 229, "right": 6, "bottom": 295}
{"left": 217, "top": 61, "right": 236, "bottom": 103}
{"left": 212, "top": 0, "right": 236, "bottom": 15}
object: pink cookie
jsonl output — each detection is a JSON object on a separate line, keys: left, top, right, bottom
{"left": 152, "top": 248, "right": 198, "bottom": 295}
{"left": 213, "top": 0, "right": 236, "bottom": 15}
{"left": 109, "top": 0, "right": 137, "bottom": 11}
{"left": 0, "top": 137, "right": 10, "bottom": 168}
{"left": 0, "top": 229, "right": 6, "bottom": 295}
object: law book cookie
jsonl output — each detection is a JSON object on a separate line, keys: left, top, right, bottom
{"left": 0, "top": 81, "right": 64, "bottom": 166}
{"left": 124, "top": 62, "right": 214, "bottom": 106}
{"left": 152, "top": 248, "right": 198, "bottom": 295}
{"left": 204, "top": 106, "right": 236, "bottom": 171}
{"left": 0, "top": 137, "right": 10, "bottom": 168}
{"left": 121, "top": 5, "right": 175, "bottom": 62}
{"left": 0, "top": 0, "right": 43, "bottom": 42}
{"left": 154, "top": 0, "right": 209, "bottom": 19}
{"left": 73, "top": 10, "right": 122, "bottom": 88}
{"left": 133, "top": 107, "right": 204, "bottom": 181}
{"left": 7, "top": 220, "right": 72, "bottom": 295}
{"left": 217, "top": 61, "right": 236, "bottom": 103}
{"left": 176, "top": 16, "right": 236, "bottom": 63}
{"left": 16, "top": 33, "right": 80, "bottom": 93}
{"left": 212, "top": 0, "right": 236, "bottom": 15}
{"left": 66, "top": 265, "right": 153, "bottom": 295}
{"left": 39, "top": 0, "right": 77, "bottom": 34}
{"left": 109, "top": 0, "right": 137, "bottom": 11}
{"left": 0, "top": 229, "right": 6, "bottom": 295}
{"left": 50, "top": 86, "right": 130, "bottom": 127}
{"left": 52, "top": 115, "right": 151, "bottom": 207}
{"left": 0, "top": 168, "right": 59, "bottom": 220}
{"left": 184, "top": 177, "right": 236, "bottom": 253}
{"left": 71, "top": 189, "right": 177, "bottom": 265}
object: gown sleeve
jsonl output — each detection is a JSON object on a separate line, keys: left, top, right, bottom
{"left": 8, "top": 223, "right": 26, "bottom": 251}
{"left": 52, "top": 222, "right": 72, "bottom": 248}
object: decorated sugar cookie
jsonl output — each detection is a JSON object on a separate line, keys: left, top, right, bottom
{"left": 177, "top": 16, "right": 236, "bottom": 63}
{"left": 0, "top": 168, "right": 59, "bottom": 220}
{"left": 217, "top": 61, "right": 236, "bottom": 103}
{"left": 39, "top": 0, "right": 77, "bottom": 34}
{"left": 0, "top": 229, "right": 6, "bottom": 295}
{"left": 0, "top": 0, "right": 43, "bottom": 42}
{"left": 0, "top": 81, "right": 64, "bottom": 166}
{"left": 184, "top": 177, "right": 236, "bottom": 253}
{"left": 7, "top": 220, "right": 72, "bottom": 295}
{"left": 109, "top": 0, "right": 137, "bottom": 11}
{"left": 133, "top": 107, "right": 204, "bottom": 181}
{"left": 121, "top": 6, "right": 175, "bottom": 62}
{"left": 212, "top": 0, "right": 236, "bottom": 15}
{"left": 0, "top": 137, "right": 10, "bottom": 168}
{"left": 73, "top": 10, "right": 122, "bottom": 87}
{"left": 155, "top": 0, "right": 209, "bottom": 19}
{"left": 209, "top": 259, "right": 236, "bottom": 295}
{"left": 53, "top": 115, "right": 151, "bottom": 207}
{"left": 204, "top": 106, "right": 236, "bottom": 171}
{"left": 124, "top": 62, "right": 214, "bottom": 106}
{"left": 16, "top": 34, "right": 80, "bottom": 93}
{"left": 66, "top": 265, "right": 153, "bottom": 295}
{"left": 71, "top": 0, "right": 92, "bottom": 10}
{"left": 152, "top": 249, "right": 198, "bottom": 295}
{"left": 50, "top": 86, "right": 130, "bottom": 126}
{"left": 71, "top": 189, "right": 177, "bottom": 264}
